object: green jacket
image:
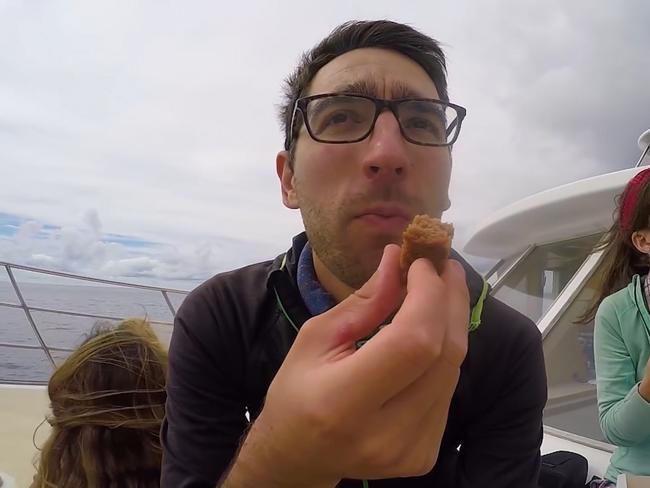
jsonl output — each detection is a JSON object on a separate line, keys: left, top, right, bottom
{"left": 595, "top": 275, "right": 650, "bottom": 481}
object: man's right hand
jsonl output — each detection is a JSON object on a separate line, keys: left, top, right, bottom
{"left": 221, "top": 244, "right": 470, "bottom": 488}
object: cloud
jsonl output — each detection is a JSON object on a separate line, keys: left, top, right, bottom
{"left": 0, "top": 211, "right": 271, "bottom": 288}
{"left": 443, "top": 0, "right": 650, "bottom": 260}
{"left": 1, "top": 1, "right": 648, "bottom": 278}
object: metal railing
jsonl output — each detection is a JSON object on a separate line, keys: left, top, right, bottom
{"left": 0, "top": 261, "right": 189, "bottom": 384}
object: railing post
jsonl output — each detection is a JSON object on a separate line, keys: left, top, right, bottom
{"left": 4, "top": 265, "right": 56, "bottom": 367}
{"left": 161, "top": 290, "right": 176, "bottom": 316}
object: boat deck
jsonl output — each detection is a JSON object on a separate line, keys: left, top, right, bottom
{"left": 0, "top": 385, "right": 50, "bottom": 487}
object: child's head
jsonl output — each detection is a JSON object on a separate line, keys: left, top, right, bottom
{"left": 32, "top": 318, "right": 167, "bottom": 488}
{"left": 582, "top": 167, "right": 650, "bottom": 322}
{"left": 619, "top": 167, "right": 650, "bottom": 256}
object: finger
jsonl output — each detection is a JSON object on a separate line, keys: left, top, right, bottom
{"left": 378, "top": 261, "right": 467, "bottom": 421}
{"left": 401, "top": 372, "right": 457, "bottom": 476}
{"left": 296, "top": 244, "right": 402, "bottom": 357}
{"left": 338, "top": 257, "right": 451, "bottom": 404}
{"left": 374, "top": 348, "right": 462, "bottom": 436}
{"left": 371, "top": 261, "right": 467, "bottom": 462}
{"left": 343, "top": 361, "right": 460, "bottom": 480}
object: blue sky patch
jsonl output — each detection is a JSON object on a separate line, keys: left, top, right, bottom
{"left": 103, "top": 234, "right": 158, "bottom": 248}
{"left": 0, "top": 212, "right": 158, "bottom": 249}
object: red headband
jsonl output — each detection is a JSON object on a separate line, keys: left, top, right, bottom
{"left": 620, "top": 167, "right": 650, "bottom": 232}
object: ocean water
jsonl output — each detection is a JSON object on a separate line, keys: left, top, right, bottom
{"left": 0, "top": 272, "right": 188, "bottom": 384}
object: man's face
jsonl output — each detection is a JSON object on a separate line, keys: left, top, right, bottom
{"left": 278, "top": 47, "right": 453, "bottom": 289}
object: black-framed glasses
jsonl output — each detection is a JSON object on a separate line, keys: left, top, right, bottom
{"left": 287, "top": 93, "right": 467, "bottom": 149}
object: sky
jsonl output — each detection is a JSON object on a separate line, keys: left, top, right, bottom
{"left": 1, "top": 0, "right": 649, "bottom": 289}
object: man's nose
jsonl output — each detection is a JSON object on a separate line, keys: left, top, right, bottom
{"left": 361, "top": 111, "right": 410, "bottom": 181}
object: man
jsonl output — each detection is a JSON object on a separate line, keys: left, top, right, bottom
{"left": 162, "top": 20, "right": 547, "bottom": 488}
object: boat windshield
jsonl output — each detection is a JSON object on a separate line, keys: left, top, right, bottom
{"left": 542, "top": 270, "right": 608, "bottom": 444}
{"left": 490, "top": 233, "right": 614, "bottom": 446}
{"left": 492, "top": 234, "right": 602, "bottom": 324}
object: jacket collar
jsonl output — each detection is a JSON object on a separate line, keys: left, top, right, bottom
{"left": 268, "top": 232, "right": 486, "bottom": 310}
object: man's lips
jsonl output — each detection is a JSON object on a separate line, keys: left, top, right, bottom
{"left": 355, "top": 205, "right": 411, "bottom": 221}
{"left": 354, "top": 205, "right": 412, "bottom": 232}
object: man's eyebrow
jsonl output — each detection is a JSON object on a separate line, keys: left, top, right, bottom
{"left": 328, "top": 80, "right": 428, "bottom": 99}
{"left": 330, "top": 79, "right": 379, "bottom": 97}
{"left": 390, "top": 81, "right": 427, "bottom": 99}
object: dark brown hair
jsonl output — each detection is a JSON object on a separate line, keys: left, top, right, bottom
{"left": 32, "top": 318, "right": 167, "bottom": 488}
{"left": 579, "top": 179, "right": 650, "bottom": 323}
{"left": 279, "top": 20, "right": 449, "bottom": 157}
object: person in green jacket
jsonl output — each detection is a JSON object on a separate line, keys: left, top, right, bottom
{"left": 583, "top": 167, "right": 650, "bottom": 487}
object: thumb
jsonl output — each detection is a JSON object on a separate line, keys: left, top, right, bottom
{"left": 303, "top": 244, "right": 402, "bottom": 353}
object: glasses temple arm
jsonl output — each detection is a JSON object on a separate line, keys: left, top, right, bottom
{"left": 446, "top": 118, "right": 458, "bottom": 137}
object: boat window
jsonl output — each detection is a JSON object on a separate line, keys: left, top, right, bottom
{"left": 543, "top": 271, "right": 608, "bottom": 444}
{"left": 492, "top": 234, "right": 602, "bottom": 324}
{"left": 485, "top": 253, "right": 523, "bottom": 286}
{"left": 0, "top": 267, "right": 20, "bottom": 305}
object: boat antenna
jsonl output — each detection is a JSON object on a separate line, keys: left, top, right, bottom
{"left": 635, "top": 128, "right": 650, "bottom": 167}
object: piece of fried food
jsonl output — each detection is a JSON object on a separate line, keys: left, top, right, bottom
{"left": 400, "top": 215, "right": 454, "bottom": 275}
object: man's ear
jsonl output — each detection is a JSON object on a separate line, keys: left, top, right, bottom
{"left": 276, "top": 150, "right": 299, "bottom": 209}
{"left": 631, "top": 229, "right": 650, "bottom": 255}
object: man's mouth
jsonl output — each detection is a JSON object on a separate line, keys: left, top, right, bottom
{"left": 354, "top": 205, "right": 412, "bottom": 233}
